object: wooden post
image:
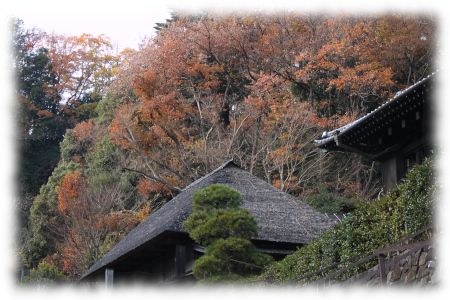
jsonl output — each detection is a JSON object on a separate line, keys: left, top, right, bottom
{"left": 175, "top": 244, "right": 186, "bottom": 279}
{"left": 20, "top": 267, "right": 27, "bottom": 283}
{"left": 105, "top": 268, "right": 114, "bottom": 288}
{"left": 378, "top": 254, "right": 387, "bottom": 284}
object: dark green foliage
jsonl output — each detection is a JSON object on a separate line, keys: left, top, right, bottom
{"left": 306, "top": 186, "right": 360, "bottom": 214}
{"left": 184, "top": 209, "right": 257, "bottom": 245}
{"left": 95, "top": 93, "right": 132, "bottom": 125}
{"left": 153, "top": 12, "right": 179, "bottom": 32}
{"left": 14, "top": 19, "right": 70, "bottom": 251}
{"left": 260, "top": 158, "right": 434, "bottom": 283}
{"left": 22, "top": 161, "right": 80, "bottom": 268}
{"left": 192, "top": 184, "right": 242, "bottom": 212}
{"left": 184, "top": 184, "right": 273, "bottom": 281}
{"left": 193, "top": 237, "right": 273, "bottom": 282}
{"left": 75, "top": 102, "right": 98, "bottom": 121}
{"left": 25, "top": 261, "right": 65, "bottom": 284}
{"left": 59, "top": 130, "right": 79, "bottom": 163}
{"left": 86, "top": 136, "right": 139, "bottom": 207}
{"left": 400, "top": 161, "right": 435, "bottom": 232}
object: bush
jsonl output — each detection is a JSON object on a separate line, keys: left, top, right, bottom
{"left": 25, "top": 261, "right": 65, "bottom": 284}
{"left": 400, "top": 160, "right": 435, "bottom": 232}
{"left": 260, "top": 158, "right": 434, "bottom": 283}
{"left": 305, "top": 186, "right": 360, "bottom": 214}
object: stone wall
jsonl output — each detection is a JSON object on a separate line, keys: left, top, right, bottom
{"left": 344, "top": 243, "right": 436, "bottom": 286}
{"left": 386, "top": 244, "right": 436, "bottom": 285}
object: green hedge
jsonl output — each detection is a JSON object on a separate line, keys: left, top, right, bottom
{"left": 259, "top": 158, "right": 435, "bottom": 283}
{"left": 24, "top": 261, "right": 65, "bottom": 284}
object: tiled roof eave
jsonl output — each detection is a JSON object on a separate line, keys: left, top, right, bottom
{"left": 315, "top": 72, "right": 435, "bottom": 149}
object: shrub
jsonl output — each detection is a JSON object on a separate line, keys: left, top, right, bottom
{"left": 193, "top": 237, "right": 273, "bottom": 282}
{"left": 25, "top": 261, "right": 65, "bottom": 284}
{"left": 305, "top": 186, "right": 360, "bottom": 214}
{"left": 260, "top": 158, "right": 434, "bottom": 283}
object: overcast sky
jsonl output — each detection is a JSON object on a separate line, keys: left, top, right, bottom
{"left": 17, "top": 8, "right": 172, "bottom": 51}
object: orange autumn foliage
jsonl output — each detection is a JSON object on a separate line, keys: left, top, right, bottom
{"left": 44, "top": 33, "right": 117, "bottom": 104}
{"left": 36, "top": 109, "right": 54, "bottom": 118}
{"left": 72, "top": 119, "right": 95, "bottom": 142}
{"left": 57, "top": 170, "right": 85, "bottom": 213}
{"left": 137, "top": 178, "right": 166, "bottom": 198}
{"left": 94, "top": 211, "right": 140, "bottom": 232}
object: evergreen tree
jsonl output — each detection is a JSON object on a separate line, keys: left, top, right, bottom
{"left": 184, "top": 184, "right": 273, "bottom": 282}
{"left": 13, "top": 19, "right": 67, "bottom": 246}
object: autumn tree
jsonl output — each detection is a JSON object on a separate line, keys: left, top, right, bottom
{"left": 56, "top": 171, "right": 140, "bottom": 277}
{"left": 44, "top": 33, "right": 118, "bottom": 106}
{"left": 107, "top": 14, "right": 434, "bottom": 204}
{"left": 15, "top": 20, "right": 121, "bottom": 251}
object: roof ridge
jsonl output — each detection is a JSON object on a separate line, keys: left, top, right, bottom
{"left": 181, "top": 159, "right": 238, "bottom": 191}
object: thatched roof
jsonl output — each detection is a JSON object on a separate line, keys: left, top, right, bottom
{"left": 82, "top": 160, "right": 336, "bottom": 278}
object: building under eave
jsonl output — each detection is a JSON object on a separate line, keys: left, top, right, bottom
{"left": 81, "top": 160, "right": 336, "bottom": 284}
{"left": 315, "top": 73, "right": 435, "bottom": 191}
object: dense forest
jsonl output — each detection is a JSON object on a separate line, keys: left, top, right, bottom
{"left": 13, "top": 13, "right": 434, "bottom": 280}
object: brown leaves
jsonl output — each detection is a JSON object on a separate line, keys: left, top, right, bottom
{"left": 57, "top": 170, "right": 85, "bottom": 214}
{"left": 44, "top": 33, "right": 117, "bottom": 104}
{"left": 39, "top": 15, "right": 435, "bottom": 278}
{"left": 109, "top": 103, "right": 138, "bottom": 151}
{"left": 36, "top": 109, "right": 54, "bottom": 118}
{"left": 137, "top": 178, "right": 167, "bottom": 198}
{"left": 72, "top": 120, "right": 95, "bottom": 142}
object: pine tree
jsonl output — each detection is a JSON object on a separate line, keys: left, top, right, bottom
{"left": 184, "top": 184, "right": 273, "bottom": 282}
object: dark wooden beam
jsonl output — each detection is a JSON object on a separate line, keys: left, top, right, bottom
{"left": 175, "top": 244, "right": 186, "bottom": 279}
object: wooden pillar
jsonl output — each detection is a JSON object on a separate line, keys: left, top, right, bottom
{"left": 381, "top": 156, "right": 398, "bottom": 192}
{"left": 20, "top": 267, "right": 27, "bottom": 283}
{"left": 105, "top": 268, "right": 114, "bottom": 288}
{"left": 175, "top": 245, "right": 186, "bottom": 279}
{"left": 378, "top": 254, "right": 387, "bottom": 284}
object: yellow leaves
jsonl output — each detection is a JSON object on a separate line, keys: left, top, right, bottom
{"left": 136, "top": 204, "right": 152, "bottom": 221}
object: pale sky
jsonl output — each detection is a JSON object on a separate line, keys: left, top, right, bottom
{"left": 18, "top": 9, "right": 172, "bottom": 51}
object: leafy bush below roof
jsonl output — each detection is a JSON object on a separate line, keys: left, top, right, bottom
{"left": 259, "top": 158, "right": 435, "bottom": 283}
